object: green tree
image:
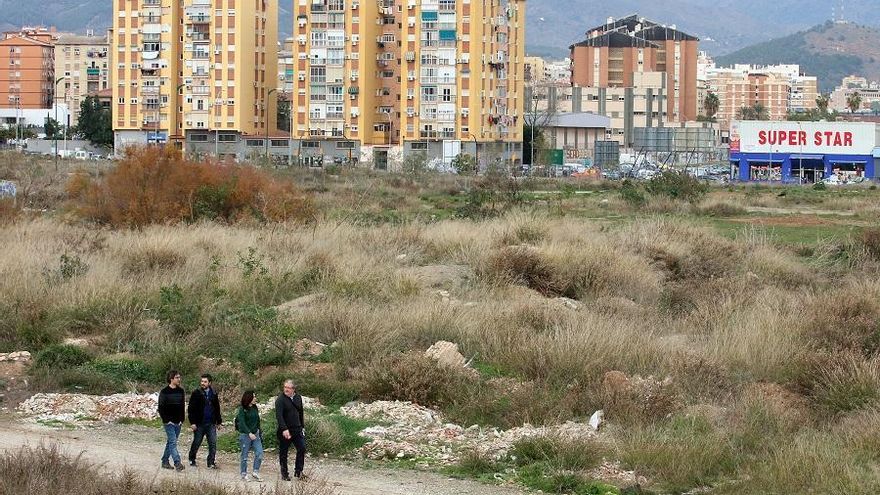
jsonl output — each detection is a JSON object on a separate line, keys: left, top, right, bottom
{"left": 276, "top": 96, "right": 291, "bottom": 132}
{"left": 77, "top": 96, "right": 112, "bottom": 147}
{"left": 403, "top": 151, "right": 428, "bottom": 177}
{"left": 847, "top": 92, "right": 863, "bottom": 114}
{"left": 43, "top": 117, "right": 61, "bottom": 139}
{"left": 816, "top": 94, "right": 830, "bottom": 114}
{"left": 737, "top": 104, "right": 769, "bottom": 121}
{"left": 703, "top": 92, "right": 720, "bottom": 120}
{"left": 451, "top": 153, "right": 476, "bottom": 176}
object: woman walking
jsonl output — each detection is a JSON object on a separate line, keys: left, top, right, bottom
{"left": 236, "top": 390, "right": 264, "bottom": 482}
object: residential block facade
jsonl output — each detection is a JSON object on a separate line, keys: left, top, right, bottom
{"left": 54, "top": 34, "right": 110, "bottom": 125}
{"left": 288, "top": 0, "right": 526, "bottom": 169}
{"left": 0, "top": 28, "right": 58, "bottom": 110}
{"left": 112, "top": 0, "right": 278, "bottom": 151}
{"left": 569, "top": 15, "right": 699, "bottom": 123}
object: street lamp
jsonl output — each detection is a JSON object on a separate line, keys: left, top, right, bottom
{"left": 530, "top": 94, "right": 539, "bottom": 176}
{"left": 54, "top": 76, "right": 67, "bottom": 168}
{"left": 265, "top": 88, "right": 277, "bottom": 161}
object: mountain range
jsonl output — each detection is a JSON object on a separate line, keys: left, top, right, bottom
{"left": 1, "top": 0, "right": 878, "bottom": 60}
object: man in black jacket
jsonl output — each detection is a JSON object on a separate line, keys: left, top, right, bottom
{"left": 187, "top": 373, "right": 222, "bottom": 468}
{"left": 157, "top": 370, "right": 186, "bottom": 471}
{"left": 275, "top": 379, "right": 306, "bottom": 480}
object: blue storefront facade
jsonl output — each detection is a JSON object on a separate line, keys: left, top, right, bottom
{"left": 728, "top": 121, "right": 880, "bottom": 183}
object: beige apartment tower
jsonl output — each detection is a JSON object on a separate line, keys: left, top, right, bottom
{"left": 54, "top": 34, "right": 110, "bottom": 125}
{"left": 289, "top": 0, "right": 526, "bottom": 169}
{"left": 112, "top": 0, "right": 278, "bottom": 151}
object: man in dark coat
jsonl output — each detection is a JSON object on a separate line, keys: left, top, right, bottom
{"left": 275, "top": 379, "right": 306, "bottom": 480}
{"left": 187, "top": 373, "right": 222, "bottom": 468}
{"left": 157, "top": 370, "right": 186, "bottom": 471}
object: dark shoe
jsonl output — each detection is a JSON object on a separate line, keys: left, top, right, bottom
{"left": 281, "top": 475, "right": 292, "bottom": 482}
{"left": 161, "top": 462, "right": 173, "bottom": 470}
{"left": 295, "top": 472, "right": 307, "bottom": 480}
{"left": 207, "top": 464, "right": 218, "bottom": 470}
{"left": 175, "top": 463, "right": 185, "bottom": 472}
{"left": 189, "top": 460, "right": 197, "bottom": 467}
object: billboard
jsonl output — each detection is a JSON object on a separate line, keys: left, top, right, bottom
{"left": 734, "top": 121, "right": 876, "bottom": 155}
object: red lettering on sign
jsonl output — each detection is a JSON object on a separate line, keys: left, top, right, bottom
{"left": 758, "top": 130, "right": 767, "bottom": 145}
{"left": 834, "top": 133, "right": 843, "bottom": 146}
{"left": 845, "top": 132, "right": 853, "bottom": 147}
{"left": 814, "top": 132, "right": 823, "bottom": 146}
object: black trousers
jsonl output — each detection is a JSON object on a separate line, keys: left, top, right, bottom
{"left": 277, "top": 429, "right": 306, "bottom": 477}
{"left": 188, "top": 424, "right": 217, "bottom": 466}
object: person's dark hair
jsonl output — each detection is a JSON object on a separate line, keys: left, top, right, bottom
{"left": 241, "top": 390, "right": 255, "bottom": 409}
{"left": 166, "top": 370, "right": 179, "bottom": 384}
{"left": 201, "top": 373, "right": 213, "bottom": 383}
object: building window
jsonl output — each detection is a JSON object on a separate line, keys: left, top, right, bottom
{"left": 246, "top": 139, "right": 264, "bottom": 147}
{"left": 302, "top": 141, "right": 319, "bottom": 148}
{"left": 270, "top": 139, "right": 287, "bottom": 147}
{"left": 218, "top": 134, "right": 237, "bottom": 142}
{"left": 189, "top": 134, "right": 209, "bottom": 142}
{"left": 336, "top": 141, "right": 354, "bottom": 149}
{"left": 411, "top": 142, "right": 428, "bottom": 150}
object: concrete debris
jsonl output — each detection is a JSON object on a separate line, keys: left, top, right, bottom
{"left": 554, "top": 297, "right": 582, "bottom": 310}
{"left": 589, "top": 410, "right": 604, "bottom": 431}
{"left": 0, "top": 351, "right": 31, "bottom": 363}
{"left": 424, "top": 341, "right": 466, "bottom": 368}
{"left": 295, "top": 338, "right": 327, "bottom": 357}
{"left": 19, "top": 393, "right": 159, "bottom": 423}
{"left": 62, "top": 338, "right": 90, "bottom": 347}
{"left": 340, "top": 400, "right": 597, "bottom": 464}
{"left": 19, "top": 393, "right": 323, "bottom": 426}
{"left": 590, "top": 460, "right": 648, "bottom": 487}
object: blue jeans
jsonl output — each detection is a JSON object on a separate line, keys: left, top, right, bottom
{"left": 239, "top": 432, "right": 264, "bottom": 475}
{"left": 189, "top": 424, "right": 217, "bottom": 466}
{"left": 162, "top": 422, "right": 182, "bottom": 465}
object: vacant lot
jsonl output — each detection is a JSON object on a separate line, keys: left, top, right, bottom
{"left": 4, "top": 150, "right": 880, "bottom": 494}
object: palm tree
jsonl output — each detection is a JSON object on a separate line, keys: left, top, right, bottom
{"left": 737, "top": 106, "right": 755, "bottom": 120}
{"left": 703, "top": 92, "right": 720, "bottom": 120}
{"left": 816, "top": 94, "right": 830, "bottom": 115}
{"left": 847, "top": 92, "right": 863, "bottom": 114}
{"left": 752, "top": 104, "right": 769, "bottom": 120}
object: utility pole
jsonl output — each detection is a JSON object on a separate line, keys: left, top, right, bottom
{"left": 54, "top": 76, "right": 67, "bottom": 169}
{"left": 265, "top": 88, "right": 277, "bottom": 163}
{"left": 469, "top": 132, "right": 478, "bottom": 174}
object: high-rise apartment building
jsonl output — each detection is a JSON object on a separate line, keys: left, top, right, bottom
{"left": 288, "top": 0, "right": 525, "bottom": 169}
{"left": 54, "top": 34, "right": 110, "bottom": 125}
{"left": 112, "top": 0, "right": 278, "bottom": 151}
{"left": 569, "top": 15, "right": 699, "bottom": 122}
{"left": 0, "top": 28, "right": 59, "bottom": 110}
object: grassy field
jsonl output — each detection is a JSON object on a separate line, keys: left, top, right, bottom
{"left": 4, "top": 150, "right": 880, "bottom": 493}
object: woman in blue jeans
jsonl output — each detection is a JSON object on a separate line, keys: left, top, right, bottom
{"left": 235, "top": 390, "right": 264, "bottom": 482}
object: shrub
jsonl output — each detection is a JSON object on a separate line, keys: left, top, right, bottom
{"left": 445, "top": 450, "right": 500, "bottom": 480}
{"left": 813, "top": 181, "right": 827, "bottom": 191}
{"left": 645, "top": 172, "right": 708, "bottom": 203}
{"left": 483, "top": 245, "right": 558, "bottom": 296}
{"left": 618, "top": 180, "right": 646, "bottom": 207}
{"left": 90, "top": 356, "right": 153, "bottom": 383}
{"left": 510, "top": 435, "right": 605, "bottom": 471}
{"left": 68, "top": 146, "right": 315, "bottom": 227}
{"left": 33, "top": 344, "right": 92, "bottom": 370}
{"left": 808, "top": 353, "right": 880, "bottom": 414}
{"left": 359, "top": 353, "right": 474, "bottom": 407}
{"left": 156, "top": 284, "right": 202, "bottom": 337}
{"left": 861, "top": 228, "right": 880, "bottom": 259}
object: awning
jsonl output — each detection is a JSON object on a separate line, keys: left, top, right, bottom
{"left": 745, "top": 158, "right": 784, "bottom": 163}
{"left": 829, "top": 158, "right": 867, "bottom": 164}
{"left": 789, "top": 154, "right": 824, "bottom": 160}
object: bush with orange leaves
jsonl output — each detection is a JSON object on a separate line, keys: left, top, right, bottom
{"left": 67, "top": 147, "right": 315, "bottom": 227}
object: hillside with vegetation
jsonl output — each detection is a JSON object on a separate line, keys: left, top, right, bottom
{"left": 716, "top": 22, "right": 880, "bottom": 92}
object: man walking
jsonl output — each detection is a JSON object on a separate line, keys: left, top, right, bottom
{"left": 188, "top": 373, "right": 222, "bottom": 469}
{"left": 157, "top": 370, "right": 186, "bottom": 471}
{"left": 275, "top": 379, "right": 306, "bottom": 480}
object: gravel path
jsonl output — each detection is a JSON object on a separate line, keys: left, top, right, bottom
{"left": 0, "top": 419, "right": 525, "bottom": 495}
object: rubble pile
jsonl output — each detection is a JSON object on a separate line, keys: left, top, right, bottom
{"left": 0, "top": 351, "right": 31, "bottom": 363}
{"left": 19, "top": 393, "right": 159, "bottom": 423}
{"left": 340, "top": 400, "right": 597, "bottom": 464}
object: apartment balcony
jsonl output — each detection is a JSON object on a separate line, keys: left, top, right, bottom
{"left": 190, "top": 86, "right": 211, "bottom": 95}
{"left": 186, "top": 12, "right": 211, "bottom": 24}
{"left": 187, "top": 31, "right": 210, "bottom": 41}
{"left": 142, "top": 0, "right": 161, "bottom": 6}
{"left": 420, "top": 130, "right": 440, "bottom": 139}
{"left": 191, "top": 52, "right": 211, "bottom": 60}
{"left": 140, "top": 86, "right": 160, "bottom": 95}
{"left": 420, "top": 76, "right": 456, "bottom": 85}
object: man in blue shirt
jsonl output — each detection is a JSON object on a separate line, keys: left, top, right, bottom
{"left": 187, "top": 373, "right": 222, "bottom": 468}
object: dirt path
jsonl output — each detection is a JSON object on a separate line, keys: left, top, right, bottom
{"left": 0, "top": 419, "right": 524, "bottom": 495}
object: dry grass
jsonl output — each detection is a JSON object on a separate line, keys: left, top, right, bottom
{"left": 8, "top": 153, "right": 880, "bottom": 492}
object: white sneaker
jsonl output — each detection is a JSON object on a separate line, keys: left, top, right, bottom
{"left": 240, "top": 474, "right": 248, "bottom": 482}
{"left": 251, "top": 472, "right": 264, "bottom": 482}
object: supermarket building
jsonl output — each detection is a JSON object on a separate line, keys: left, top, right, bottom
{"left": 729, "top": 121, "right": 880, "bottom": 182}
